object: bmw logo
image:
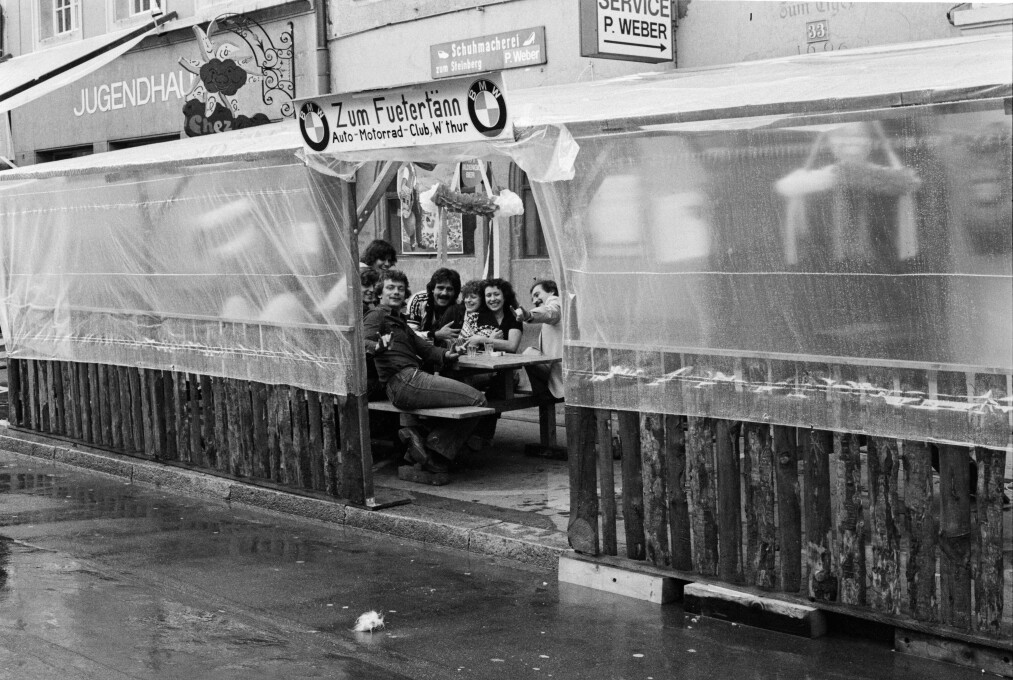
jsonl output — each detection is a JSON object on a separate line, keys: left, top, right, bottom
{"left": 299, "top": 101, "right": 329, "bottom": 152}
{"left": 467, "top": 79, "right": 507, "bottom": 138}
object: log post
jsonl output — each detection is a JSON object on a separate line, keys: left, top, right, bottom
{"left": 867, "top": 437, "right": 902, "bottom": 614}
{"left": 665, "top": 414, "right": 692, "bottom": 572}
{"left": 198, "top": 374, "right": 215, "bottom": 468}
{"left": 640, "top": 412, "right": 670, "bottom": 568}
{"left": 566, "top": 405, "right": 599, "bottom": 556}
{"left": 938, "top": 444, "right": 972, "bottom": 630}
{"left": 804, "top": 429, "right": 835, "bottom": 602}
{"left": 744, "top": 423, "right": 776, "bottom": 589}
{"left": 619, "top": 410, "right": 646, "bottom": 561}
{"left": 716, "top": 419, "right": 741, "bottom": 583}
{"left": 321, "top": 395, "right": 338, "bottom": 496}
{"left": 773, "top": 425, "right": 801, "bottom": 593}
{"left": 974, "top": 447, "right": 1005, "bottom": 636}
{"left": 687, "top": 416, "right": 718, "bottom": 576}
{"left": 8, "top": 359, "right": 22, "bottom": 426}
{"left": 130, "top": 369, "right": 144, "bottom": 453}
{"left": 595, "top": 409, "right": 617, "bottom": 556}
{"left": 836, "top": 432, "right": 866, "bottom": 605}
{"left": 902, "top": 440, "right": 937, "bottom": 622}
{"left": 338, "top": 393, "right": 371, "bottom": 506}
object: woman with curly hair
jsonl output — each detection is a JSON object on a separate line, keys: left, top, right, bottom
{"left": 465, "top": 277, "right": 522, "bottom": 354}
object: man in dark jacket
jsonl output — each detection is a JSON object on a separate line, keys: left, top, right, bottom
{"left": 363, "top": 269, "right": 486, "bottom": 473}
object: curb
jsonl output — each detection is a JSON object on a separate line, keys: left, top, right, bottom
{"left": 0, "top": 425, "right": 569, "bottom": 571}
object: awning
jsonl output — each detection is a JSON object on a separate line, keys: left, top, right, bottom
{"left": 0, "top": 12, "right": 176, "bottom": 115}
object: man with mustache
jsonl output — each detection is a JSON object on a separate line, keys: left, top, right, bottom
{"left": 363, "top": 269, "right": 486, "bottom": 474}
{"left": 405, "top": 268, "right": 462, "bottom": 346}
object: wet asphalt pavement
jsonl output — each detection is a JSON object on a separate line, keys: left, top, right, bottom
{"left": 0, "top": 450, "right": 985, "bottom": 679}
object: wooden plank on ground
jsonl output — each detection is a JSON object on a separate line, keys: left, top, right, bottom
{"left": 902, "top": 440, "right": 937, "bottom": 622}
{"left": 595, "top": 409, "right": 617, "bottom": 556}
{"left": 716, "top": 419, "right": 741, "bottom": 583}
{"left": 558, "top": 555, "right": 678, "bottom": 604}
{"left": 618, "top": 409, "right": 645, "bottom": 561}
{"left": 974, "top": 447, "right": 1006, "bottom": 637}
{"left": 773, "top": 424, "right": 801, "bottom": 593}
{"left": 639, "top": 412, "right": 670, "bottom": 568}
{"left": 687, "top": 416, "right": 718, "bottom": 576}
{"left": 805, "top": 429, "right": 835, "bottom": 602}
{"left": 565, "top": 405, "right": 599, "bottom": 556}
{"left": 744, "top": 423, "right": 776, "bottom": 589}
{"left": 938, "top": 444, "right": 972, "bottom": 631}
{"left": 895, "top": 629, "right": 1012, "bottom": 677}
{"left": 867, "top": 437, "right": 902, "bottom": 614}
{"left": 307, "top": 390, "right": 324, "bottom": 491}
{"left": 665, "top": 414, "right": 692, "bottom": 572}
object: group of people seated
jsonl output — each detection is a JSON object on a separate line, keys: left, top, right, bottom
{"left": 358, "top": 239, "right": 562, "bottom": 475}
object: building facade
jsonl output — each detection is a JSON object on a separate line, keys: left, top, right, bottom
{"left": 2, "top": 0, "right": 314, "bottom": 162}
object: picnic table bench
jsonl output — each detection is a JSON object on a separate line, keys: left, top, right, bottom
{"left": 367, "top": 354, "right": 564, "bottom": 483}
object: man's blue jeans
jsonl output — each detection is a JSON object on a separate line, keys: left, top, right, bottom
{"left": 386, "top": 368, "right": 487, "bottom": 460}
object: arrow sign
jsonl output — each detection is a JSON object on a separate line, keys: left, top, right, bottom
{"left": 579, "top": 0, "right": 674, "bottom": 64}
{"left": 604, "top": 39, "right": 667, "bottom": 51}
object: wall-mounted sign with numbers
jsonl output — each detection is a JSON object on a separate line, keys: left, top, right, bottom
{"left": 806, "top": 20, "right": 830, "bottom": 44}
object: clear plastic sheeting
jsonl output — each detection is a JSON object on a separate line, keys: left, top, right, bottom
{"left": 0, "top": 155, "right": 364, "bottom": 396}
{"left": 537, "top": 102, "right": 1012, "bottom": 450}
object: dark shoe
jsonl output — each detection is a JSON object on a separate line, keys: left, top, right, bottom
{"left": 399, "top": 428, "right": 448, "bottom": 474}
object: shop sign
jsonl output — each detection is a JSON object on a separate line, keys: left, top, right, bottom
{"left": 179, "top": 14, "right": 296, "bottom": 137}
{"left": 297, "top": 73, "right": 512, "bottom": 154}
{"left": 579, "top": 0, "right": 674, "bottom": 63}
{"left": 430, "top": 27, "right": 546, "bottom": 79}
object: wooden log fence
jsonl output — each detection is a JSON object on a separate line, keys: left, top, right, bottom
{"left": 7, "top": 359, "right": 368, "bottom": 505}
{"left": 569, "top": 405, "right": 1012, "bottom": 649}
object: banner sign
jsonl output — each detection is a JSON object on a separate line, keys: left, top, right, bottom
{"left": 297, "top": 73, "right": 512, "bottom": 154}
{"left": 580, "top": 0, "right": 674, "bottom": 63}
{"left": 430, "top": 27, "right": 546, "bottom": 79}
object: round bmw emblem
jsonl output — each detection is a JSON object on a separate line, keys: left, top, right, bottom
{"left": 299, "top": 101, "right": 329, "bottom": 152}
{"left": 467, "top": 79, "right": 507, "bottom": 138}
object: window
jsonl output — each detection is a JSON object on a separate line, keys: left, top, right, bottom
{"left": 54, "top": 0, "right": 78, "bottom": 35}
{"left": 513, "top": 166, "right": 548, "bottom": 258}
{"left": 39, "top": 0, "right": 79, "bottom": 41}
{"left": 36, "top": 144, "right": 92, "bottom": 163}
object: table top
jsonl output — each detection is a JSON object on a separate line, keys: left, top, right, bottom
{"left": 454, "top": 353, "right": 560, "bottom": 371}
